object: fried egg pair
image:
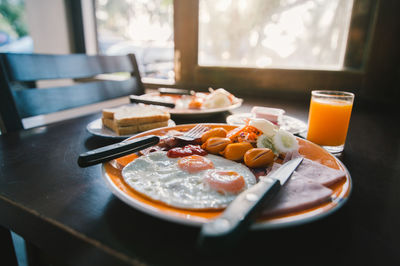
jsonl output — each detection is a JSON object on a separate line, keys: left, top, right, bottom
{"left": 122, "top": 151, "right": 256, "bottom": 209}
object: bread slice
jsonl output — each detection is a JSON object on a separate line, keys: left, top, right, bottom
{"left": 102, "top": 105, "right": 170, "bottom": 126}
{"left": 102, "top": 109, "right": 115, "bottom": 119}
{"left": 102, "top": 118, "right": 169, "bottom": 136}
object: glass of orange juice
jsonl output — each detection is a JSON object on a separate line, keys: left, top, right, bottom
{"left": 307, "top": 90, "right": 354, "bottom": 153}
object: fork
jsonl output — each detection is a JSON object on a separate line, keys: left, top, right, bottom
{"left": 175, "top": 124, "right": 209, "bottom": 141}
{"left": 78, "top": 124, "right": 209, "bottom": 167}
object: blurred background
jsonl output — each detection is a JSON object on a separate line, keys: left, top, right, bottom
{"left": 0, "top": 0, "right": 398, "bottom": 103}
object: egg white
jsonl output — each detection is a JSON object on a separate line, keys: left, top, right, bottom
{"left": 122, "top": 151, "right": 256, "bottom": 209}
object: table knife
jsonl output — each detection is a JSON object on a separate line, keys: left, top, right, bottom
{"left": 130, "top": 95, "right": 176, "bottom": 108}
{"left": 77, "top": 135, "right": 160, "bottom": 167}
{"left": 197, "top": 156, "right": 304, "bottom": 251}
{"left": 158, "top": 87, "right": 194, "bottom": 95}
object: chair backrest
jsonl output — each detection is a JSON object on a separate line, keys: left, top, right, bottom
{"left": 0, "top": 53, "right": 144, "bottom": 133}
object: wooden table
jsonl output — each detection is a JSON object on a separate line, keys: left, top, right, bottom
{"left": 1, "top": 96, "right": 399, "bottom": 266}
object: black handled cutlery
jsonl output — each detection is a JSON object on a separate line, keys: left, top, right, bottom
{"left": 158, "top": 87, "right": 194, "bottom": 95}
{"left": 130, "top": 95, "right": 176, "bottom": 108}
{"left": 78, "top": 135, "right": 160, "bottom": 167}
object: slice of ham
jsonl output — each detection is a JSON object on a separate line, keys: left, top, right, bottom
{"left": 282, "top": 151, "right": 346, "bottom": 187}
{"left": 260, "top": 156, "right": 346, "bottom": 217}
{"left": 295, "top": 158, "right": 346, "bottom": 187}
{"left": 261, "top": 173, "right": 333, "bottom": 217}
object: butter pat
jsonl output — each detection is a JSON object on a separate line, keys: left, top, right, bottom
{"left": 251, "top": 106, "right": 285, "bottom": 125}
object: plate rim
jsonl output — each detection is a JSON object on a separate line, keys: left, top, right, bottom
{"left": 101, "top": 123, "right": 352, "bottom": 229}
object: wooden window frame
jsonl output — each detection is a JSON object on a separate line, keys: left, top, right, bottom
{"left": 86, "top": 0, "right": 398, "bottom": 103}
{"left": 173, "top": 0, "right": 389, "bottom": 97}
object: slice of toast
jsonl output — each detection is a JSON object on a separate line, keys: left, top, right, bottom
{"left": 102, "top": 105, "right": 170, "bottom": 126}
{"left": 102, "top": 118, "right": 169, "bottom": 136}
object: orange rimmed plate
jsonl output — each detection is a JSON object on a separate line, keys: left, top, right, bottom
{"left": 102, "top": 124, "right": 352, "bottom": 229}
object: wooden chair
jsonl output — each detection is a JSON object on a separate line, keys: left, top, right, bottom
{"left": 0, "top": 53, "right": 144, "bottom": 133}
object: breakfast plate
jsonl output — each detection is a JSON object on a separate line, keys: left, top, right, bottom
{"left": 226, "top": 113, "right": 308, "bottom": 135}
{"left": 102, "top": 124, "right": 351, "bottom": 229}
{"left": 86, "top": 118, "right": 176, "bottom": 139}
{"left": 135, "top": 91, "right": 243, "bottom": 118}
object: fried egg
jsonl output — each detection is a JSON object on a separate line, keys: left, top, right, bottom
{"left": 122, "top": 151, "right": 256, "bottom": 209}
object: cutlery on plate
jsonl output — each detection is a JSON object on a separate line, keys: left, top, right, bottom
{"left": 158, "top": 87, "right": 194, "bottom": 95}
{"left": 78, "top": 125, "right": 208, "bottom": 167}
{"left": 77, "top": 135, "right": 160, "bottom": 167}
{"left": 130, "top": 95, "right": 176, "bottom": 108}
{"left": 197, "top": 156, "right": 304, "bottom": 251}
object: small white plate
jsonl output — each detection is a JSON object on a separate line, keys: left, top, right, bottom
{"left": 226, "top": 113, "right": 307, "bottom": 135}
{"left": 86, "top": 118, "right": 176, "bottom": 139}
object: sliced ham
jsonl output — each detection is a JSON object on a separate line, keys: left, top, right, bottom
{"left": 273, "top": 158, "right": 346, "bottom": 187}
{"left": 261, "top": 173, "right": 333, "bottom": 217}
{"left": 295, "top": 158, "right": 346, "bottom": 187}
{"left": 260, "top": 157, "right": 347, "bottom": 217}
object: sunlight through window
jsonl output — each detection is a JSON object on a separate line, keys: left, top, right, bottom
{"left": 199, "top": 0, "right": 354, "bottom": 70}
{"left": 95, "top": 0, "right": 174, "bottom": 80}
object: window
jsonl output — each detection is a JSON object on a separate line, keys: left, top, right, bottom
{"left": 90, "top": 0, "right": 380, "bottom": 93}
{"left": 94, "top": 0, "right": 174, "bottom": 82}
{"left": 198, "top": 0, "right": 354, "bottom": 70}
{"left": 0, "top": 0, "right": 33, "bottom": 53}
{"left": 173, "top": 0, "right": 378, "bottom": 92}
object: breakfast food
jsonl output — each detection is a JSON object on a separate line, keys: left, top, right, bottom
{"left": 200, "top": 127, "right": 228, "bottom": 143}
{"left": 101, "top": 105, "right": 170, "bottom": 135}
{"left": 202, "top": 88, "right": 235, "bottom": 109}
{"left": 261, "top": 173, "right": 333, "bottom": 217}
{"left": 260, "top": 155, "right": 346, "bottom": 216}
{"left": 134, "top": 88, "right": 241, "bottom": 111}
{"left": 219, "top": 142, "right": 253, "bottom": 161}
{"left": 253, "top": 119, "right": 299, "bottom": 156}
{"left": 251, "top": 106, "right": 285, "bottom": 125}
{"left": 122, "top": 151, "right": 256, "bottom": 209}
{"left": 243, "top": 148, "right": 274, "bottom": 168}
{"left": 201, "top": 137, "right": 232, "bottom": 154}
{"left": 249, "top": 118, "right": 277, "bottom": 137}
{"left": 118, "top": 120, "right": 347, "bottom": 217}
{"left": 291, "top": 158, "right": 347, "bottom": 187}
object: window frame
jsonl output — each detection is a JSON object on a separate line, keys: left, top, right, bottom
{"left": 173, "top": 0, "right": 377, "bottom": 94}
{"left": 87, "top": 0, "right": 398, "bottom": 102}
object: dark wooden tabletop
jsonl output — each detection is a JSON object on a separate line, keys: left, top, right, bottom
{"left": 1, "top": 96, "right": 399, "bottom": 266}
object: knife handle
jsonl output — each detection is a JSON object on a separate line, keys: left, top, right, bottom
{"left": 130, "top": 95, "right": 176, "bottom": 108}
{"left": 77, "top": 135, "right": 160, "bottom": 167}
{"left": 197, "top": 177, "right": 281, "bottom": 250}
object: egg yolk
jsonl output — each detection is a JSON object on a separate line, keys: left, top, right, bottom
{"left": 204, "top": 171, "right": 245, "bottom": 194}
{"left": 177, "top": 155, "right": 214, "bottom": 173}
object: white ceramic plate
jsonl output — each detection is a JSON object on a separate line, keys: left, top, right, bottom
{"left": 86, "top": 118, "right": 176, "bottom": 139}
{"left": 226, "top": 113, "right": 307, "bottom": 135}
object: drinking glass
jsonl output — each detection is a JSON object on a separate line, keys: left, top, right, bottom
{"left": 306, "top": 90, "right": 354, "bottom": 153}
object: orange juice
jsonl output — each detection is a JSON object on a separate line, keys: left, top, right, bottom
{"left": 307, "top": 97, "right": 353, "bottom": 147}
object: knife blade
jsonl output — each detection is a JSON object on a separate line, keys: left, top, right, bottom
{"left": 158, "top": 87, "right": 194, "bottom": 95}
{"left": 130, "top": 95, "right": 176, "bottom": 108}
{"left": 197, "top": 156, "right": 304, "bottom": 251}
{"left": 77, "top": 135, "right": 160, "bottom": 167}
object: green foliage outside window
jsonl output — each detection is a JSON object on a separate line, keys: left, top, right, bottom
{"left": 0, "top": 0, "right": 28, "bottom": 39}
